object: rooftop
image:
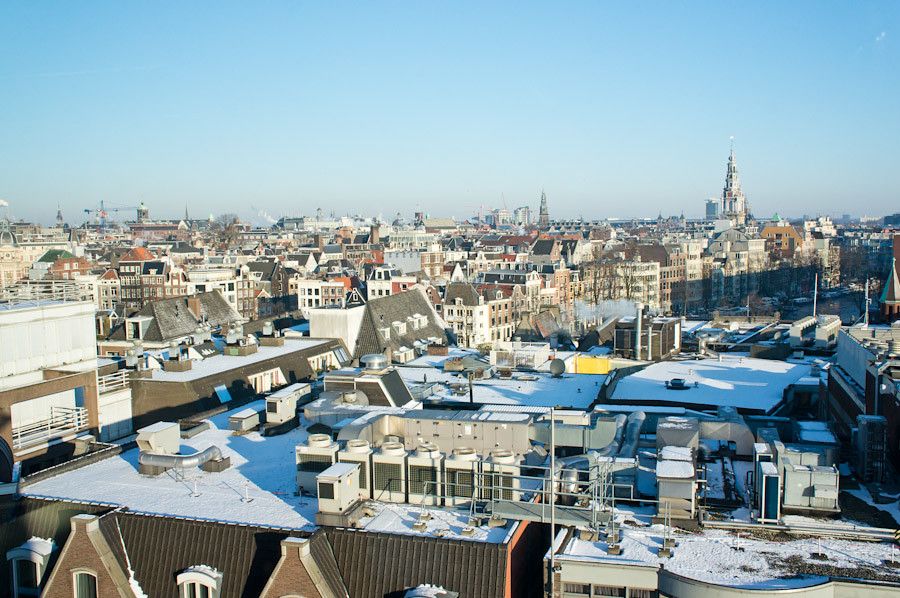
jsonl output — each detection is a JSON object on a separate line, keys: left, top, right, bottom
{"left": 610, "top": 355, "right": 810, "bottom": 412}
{"left": 560, "top": 505, "right": 900, "bottom": 588}
{"left": 395, "top": 365, "right": 606, "bottom": 409}
{"left": 24, "top": 400, "right": 319, "bottom": 529}
{"left": 148, "top": 338, "right": 336, "bottom": 382}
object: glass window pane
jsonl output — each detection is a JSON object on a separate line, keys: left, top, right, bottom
{"left": 75, "top": 572, "right": 98, "bottom": 598}
{"left": 16, "top": 559, "right": 38, "bottom": 589}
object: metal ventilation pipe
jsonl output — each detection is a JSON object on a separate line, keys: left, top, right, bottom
{"left": 634, "top": 302, "right": 644, "bottom": 360}
{"left": 616, "top": 411, "right": 646, "bottom": 459}
{"left": 138, "top": 445, "right": 224, "bottom": 469}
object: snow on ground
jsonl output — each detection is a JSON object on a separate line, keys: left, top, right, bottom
{"left": 357, "top": 502, "right": 511, "bottom": 543}
{"left": 562, "top": 505, "right": 900, "bottom": 587}
{"left": 24, "top": 401, "right": 318, "bottom": 530}
{"left": 610, "top": 355, "right": 809, "bottom": 412}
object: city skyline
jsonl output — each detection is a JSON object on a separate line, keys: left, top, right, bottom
{"left": 2, "top": 2, "right": 898, "bottom": 223}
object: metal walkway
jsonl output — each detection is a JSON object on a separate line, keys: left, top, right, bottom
{"left": 492, "top": 500, "right": 610, "bottom": 528}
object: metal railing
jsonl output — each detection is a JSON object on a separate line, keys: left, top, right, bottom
{"left": 98, "top": 370, "right": 130, "bottom": 394}
{"left": 11, "top": 406, "right": 90, "bottom": 452}
{"left": 0, "top": 280, "right": 94, "bottom": 306}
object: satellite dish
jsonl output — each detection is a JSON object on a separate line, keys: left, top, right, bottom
{"left": 549, "top": 359, "right": 566, "bottom": 377}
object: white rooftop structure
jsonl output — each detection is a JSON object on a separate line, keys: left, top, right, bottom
{"left": 611, "top": 355, "right": 809, "bottom": 412}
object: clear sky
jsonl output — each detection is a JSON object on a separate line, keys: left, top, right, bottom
{"left": 1, "top": 2, "right": 898, "bottom": 225}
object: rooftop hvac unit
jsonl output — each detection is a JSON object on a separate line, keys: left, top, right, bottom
{"left": 296, "top": 434, "right": 339, "bottom": 494}
{"left": 372, "top": 442, "right": 407, "bottom": 503}
{"left": 407, "top": 442, "right": 444, "bottom": 506}
{"left": 337, "top": 439, "right": 373, "bottom": 499}
{"left": 135, "top": 422, "right": 180, "bottom": 455}
{"left": 445, "top": 447, "right": 479, "bottom": 507}
{"left": 481, "top": 448, "right": 522, "bottom": 502}
{"left": 316, "top": 462, "right": 360, "bottom": 515}
{"left": 266, "top": 382, "right": 311, "bottom": 424}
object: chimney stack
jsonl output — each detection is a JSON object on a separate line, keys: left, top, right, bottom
{"left": 187, "top": 295, "right": 202, "bottom": 320}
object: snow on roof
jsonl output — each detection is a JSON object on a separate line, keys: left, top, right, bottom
{"left": 611, "top": 355, "right": 809, "bottom": 412}
{"left": 659, "top": 446, "right": 692, "bottom": 462}
{"left": 148, "top": 338, "right": 334, "bottom": 383}
{"left": 396, "top": 366, "right": 606, "bottom": 409}
{"left": 561, "top": 507, "right": 900, "bottom": 587}
{"left": 23, "top": 401, "right": 318, "bottom": 530}
{"left": 656, "top": 460, "right": 694, "bottom": 479}
{"left": 357, "top": 502, "right": 512, "bottom": 544}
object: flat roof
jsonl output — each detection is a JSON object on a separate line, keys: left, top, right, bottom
{"left": 148, "top": 338, "right": 336, "bottom": 383}
{"left": 560, "top": 505, "right": 900, "bottom": 587}
{"left": 610, "top": 355, "right": 809, "bottom": 412}
{"left": 396, "top": 366, "right": 607, "bottom": 409}
{"left": 24, "top": 400, "right": 319, "bottom": 530}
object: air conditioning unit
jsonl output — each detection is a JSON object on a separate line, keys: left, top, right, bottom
{"left": 136, "top": 422, "right": 180, "bottom": 455}
{"left": 372, "top": 442, "right": 407, "bottom": 503}
{"left": 407, "top": 442, "right": 443, "bottom": 506}
{"left": 296, "top": 434, "right": 339, "bottom": 494}
{"left": 445, "top": 447, "right": 479, "bottom": 507}
{"left": 338, "top": 439, "right": 373, "bottom": 500}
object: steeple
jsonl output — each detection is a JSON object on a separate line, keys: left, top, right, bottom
{"left": 538, "top": 190, "right": 549, "bottom": 228}
{"left": 56, "top": 204, "right": 64, "bottom": 228}
{"left": 721, "top": 138, "right": 748, "bottom": 225}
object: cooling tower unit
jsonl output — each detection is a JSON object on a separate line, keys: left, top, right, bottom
{"left": 337, "top": 439, "right": 373, "bottom": 500}
{"left": 407, "top": 442, "right": 444, "bottom": 506}
{"left": 445, "top": 447, "right": 479, "bottom": 507}
{"left": 372, "top": 441, "right": 408, "bottom": 503}
{"left": 296, "top": 434, "right": 339, "bottom": 494}
{"left": 482, "top": 448, "right": 522, "bottom": 502}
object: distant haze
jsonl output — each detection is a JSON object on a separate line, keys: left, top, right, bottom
{"left": 1, "top": 3, "right": 898, "bottom": 224}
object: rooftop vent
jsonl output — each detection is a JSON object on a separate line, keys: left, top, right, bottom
{"left": 664, "top": 378, "right": 694, "bottom": 391}
{"left": 360, "top": 353, "right": 388, "bottom": 370}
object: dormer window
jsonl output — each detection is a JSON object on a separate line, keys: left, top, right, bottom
{"left": 392, "top": 321, "right": 406, "bottom": 336}
{"left": 177, "top": 566, "right": 222, "bottom": 598}
{"left": 7, "top": 537, "right": 54, "bottom": 598}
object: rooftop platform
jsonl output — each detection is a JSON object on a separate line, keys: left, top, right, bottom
{"left": 610, "top": 355, "right": 810, "bottom": 412}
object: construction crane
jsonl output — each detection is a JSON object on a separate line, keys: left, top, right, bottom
{"left": 83, "top": 200, "right": 140, "bottom": 229}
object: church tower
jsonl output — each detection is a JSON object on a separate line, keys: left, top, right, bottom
{"left": 721, "top": 140, "right": 749, "bottom": 225}
{"left": 538, "top": 190, "right": 549, "bottom": 228}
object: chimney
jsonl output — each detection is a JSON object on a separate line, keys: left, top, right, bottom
{"left": 370, "top": 224, "right": 380, "bottom": 245}
{"left": 187, "top": 295, "right": 202, "bottom": 320}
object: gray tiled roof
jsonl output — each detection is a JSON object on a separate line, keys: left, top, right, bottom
{"left": 353, "top": 288, "right": 447, "bottom": 359}
{"left": 109, "top": 291, "right": 241, "bottom": 342}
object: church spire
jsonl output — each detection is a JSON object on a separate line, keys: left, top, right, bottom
{"left": 721, "top": 138, "right": 748, "bottom": 225}
{"left": 538, "top": 190, "right": 549, "bottom": 228}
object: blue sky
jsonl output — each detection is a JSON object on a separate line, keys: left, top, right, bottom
{"left": 1, "top": 2, "right": 897, "bottom": 225}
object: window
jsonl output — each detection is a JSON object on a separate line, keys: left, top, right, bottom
{"left": 7, "top": 539, "right": 53, "bottom": 598}
{"left": 177, "top": 567, "right": 221, "bottom": 598}
{"left": 562, "top": 583, "right": 590, "bottom": 595}
{"left": 628, "top": 590, "right": 655, "bottom": 598}
{"left": 73, "top": 571, "right": 97, "bottom": 598}
{"left": 592, "top": 586, "right": 626, "bottom": 597}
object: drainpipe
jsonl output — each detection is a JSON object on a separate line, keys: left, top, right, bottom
{"left": 634, "top": 302, "right": 643, "bottom": 360}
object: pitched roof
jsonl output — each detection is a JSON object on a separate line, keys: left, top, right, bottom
{"left": 109, "top": 291, "right": 240, "bottom": 342}
{"left": 37, "top": 249, "right": 75, "bottom": 262}
{"left": 327, "top": 527, "right": 506, "bottom": 598}
{"left": 120, "top": 247, "right": 155, "bottom": 262}
{"left": 530, "top": 239, "right": 556, "bottom": 256}
{"left": 0, "top": 497, "right": 111, "bottom": 591}
{"left": 444, "top": 282, "right": 480, "bottom": 306}
{"left": 98, "top": 511, "right": 346, "bottom": 598}
{"left": 354, "top": 288, "right": 446, "bottom": 359}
